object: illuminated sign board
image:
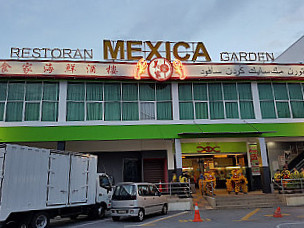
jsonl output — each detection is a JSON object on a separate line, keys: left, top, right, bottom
{"left": 1, "top": 60, "right": 304, "bottom": 81}
{"left": 103, "top": 40, "right": 211, "bottom": 62}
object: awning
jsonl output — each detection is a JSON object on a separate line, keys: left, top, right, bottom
{"left": 178, "top": 131, "right": 276, "bottom": 137}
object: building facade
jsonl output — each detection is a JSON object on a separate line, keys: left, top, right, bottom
{"left": 1, "top": 38, "right": 304, "bottom": 193}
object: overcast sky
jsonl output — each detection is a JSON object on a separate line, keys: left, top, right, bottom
{"left": 0, "top": 0, "right": 304, "bottom": 61}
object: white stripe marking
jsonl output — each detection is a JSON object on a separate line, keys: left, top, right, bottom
{"left": 125, "top": 211, "right": 189, "bottom": 227}
{"left": 276, "top": 222, "right": 304, "bottom": 228}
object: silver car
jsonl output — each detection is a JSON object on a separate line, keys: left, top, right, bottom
{"left": 111, "top": 182, "right": 168, "bottom": 222}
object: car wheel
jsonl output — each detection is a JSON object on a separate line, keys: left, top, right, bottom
{"left": 30, "top": 212, "right": 50, "bottom": 228}
{"left": 161, "top": 204, "right": 168, "bottom": 215}
{"left": 137, "top": 209, "right": 144, "bottom": 222}
{"left": 112, "top": 216, "right": 120, "bottom": 221}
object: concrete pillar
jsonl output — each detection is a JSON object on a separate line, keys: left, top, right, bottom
{"left": 174, "top": 139, "right": 183, "bottom": 177}
{"left": 259, "top": 137, "right": 271, "bottom": 193}
{"left": 58, "top": 81, "right": 67, "bottom": 123}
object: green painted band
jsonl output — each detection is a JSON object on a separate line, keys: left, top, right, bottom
{"left": 0, "top": 122, "right": 303, "bottom": 142}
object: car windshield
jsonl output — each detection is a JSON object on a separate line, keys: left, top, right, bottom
{"left": 112, "top": 185, "right": 137, "bottom": 200}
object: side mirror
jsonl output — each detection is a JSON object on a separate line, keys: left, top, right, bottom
{"left": 157, "top": 191, "right": 162, "bottom": 196}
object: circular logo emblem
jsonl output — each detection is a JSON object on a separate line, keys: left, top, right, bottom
{"left": 148, "top": 58, "right": 173, "bottom": 81}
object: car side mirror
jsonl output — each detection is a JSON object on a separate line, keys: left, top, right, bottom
{"left": 157, "top": 191, "right": 162, "bottom": 196}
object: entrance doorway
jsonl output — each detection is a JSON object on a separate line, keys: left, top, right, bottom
{"left": 182, "top": 153, "right": 247, "bottom": 189}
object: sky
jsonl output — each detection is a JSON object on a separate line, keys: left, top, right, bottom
{"left": 0, "top": 0, "right": 304, "bottom": 62}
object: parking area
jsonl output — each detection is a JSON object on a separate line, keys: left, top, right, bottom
{"left": 49, "top": 206, "right": 304, "bottom": 228}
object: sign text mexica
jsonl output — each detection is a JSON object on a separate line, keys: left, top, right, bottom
{"left": 103, "top": 40, "right": 211, "bottom": 62}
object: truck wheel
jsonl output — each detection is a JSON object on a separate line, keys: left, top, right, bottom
{"left": 161, "top": 204, "right": 168, "bottom": 215}
{"left": 136, "top": 209, "right": 144, "bottom": 222}
{"left": 112, "top": 216, "right": 120, "bottom": 221}
{"left": 89, "top": 204, "right": 105, "bottom": 219}
{"left": 30, "top": 212, "right": 50, "bottom": 228}
{"left": 69, "top": 215, "right": 78, "bottom": 220}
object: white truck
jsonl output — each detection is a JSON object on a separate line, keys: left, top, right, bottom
{"left": 0, "top": 144, "right": 113, "bottom": 228}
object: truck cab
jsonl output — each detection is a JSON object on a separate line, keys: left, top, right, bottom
{"left": 97, "top": 173, "right": 113, "bottom": 210}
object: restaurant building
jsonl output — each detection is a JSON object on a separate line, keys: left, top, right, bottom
{"left": 1, "top": 37, "right": 304, "bottom": 193}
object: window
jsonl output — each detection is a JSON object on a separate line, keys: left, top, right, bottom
{"left": 258, "top": 83, "right": 304, "bottom": 119}
{"left": 66, "top": 82, "right": 172, "bottom": 122}
{"left": 178, "top": 82, "right": 255, "bottom": 120}
{"left": 1, "top": 81, "right": 59, "bottom": 122}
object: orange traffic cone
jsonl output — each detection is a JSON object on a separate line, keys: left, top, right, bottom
{"left": 159, "top": 180, "right": 162, "bottom": 192}
{"left": 273, "top": 207, "right": 283, "bottom": 218}
{"left": 193, "top": 203, "right": 203, "bottom": 222}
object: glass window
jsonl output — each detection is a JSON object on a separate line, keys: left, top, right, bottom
{"left": 140, "top": 102, "right": 155, "bottom": 120}
{"left": 179, "top": 82, "right": 255, "bottom": 120}
{"left": 240, "top": 101, "right": 255, "bottom": 119}
{"left": 42, "top": 102, "right": 58, "bottom": 121}
{"left": 260, "top": 101, "right": 276, "bottom": 119}
{"left": 195, "top": 102, "right": 208, "bottom": 119}
{"left": 140, "top": 84, "right": 155, "bottom": 101}
{"left": 288, "top": 84, "right": 303, "bottom": 100}
{"left": 43, "top": 83, "right": 59, "bottom": 101}
{"left": 86, "top": 83, "right": 103, "bottom": 101}
{"left": 208, "top": 83, "right": 222, "bottom": 101}
{"left": 25, "top": 103, "right": 40, "bottom": 121}
{"left": 0, "top": 82, "right": 7, "bottom": 101}
{"left": 179, "top": 102, "right": 194, "bottom": 120}
{"left": 276, "top": 102, "right": 291, "bottom": 118}
{"left": 104, "top": 83, "right": 121, "bottom": 101}
{"left": 85, "top": 83, "right": 103, "bottom": 121}
{"left": 122, "top": 84, "right": 138, "bottom": 101}
{"left": 26, "top": 83, "right": 42, "bottom": 101}
{"left": 6, "top": 102, "right": 23, "bottom": 122}
{"left": 105, "top": 102, "right": 121, "bottom": 121}
{"left": 193, "top": 83, "right": 207, "bottom": 101}
{"left": 273, "top": 83, "right": 288, "bottom": 100}
{"left": 86, "top": 103, "right": 103, "bottom": 121}
{"left": 258, "top": 83, "right": 273, "bottom": 100}
{"left": 225, "top": 102, "right": 239, "bottom": 119}
{"left": 7, "top": 82, "right": 24, "bottom": 101}
{"left": 156, "top": 84, "right": 171, "bottom": 101}
{"left": 291, "top": 101, "right": 304, "bottom": 118}
{"left": 67, "top": 83, "right": 85, "bottom": 101}
{"left": 238, "top": 83, "right": 253, "bottom": 100}
{"left": 0, "top": 102, "right": 4, "bottom": 121}
{"left": 157, "top": 102, "right": 172, "bottom": 120}
{"left": 179, "top": 84, "right": 192, "bottom": 101}
{"left": 2, "top": 81, "right": 59, "bottom": 122}
{"left": 210, "top": 101, "right": 224, "bottom": 119}
{"left": 223, "top": 83, "right": 237, "bottom": 100}
{"left": 42, "top": 83, "right": 59, "bottom": 121}
{"left": 122, "top": 102, "right": 139, "bottom": 121}
{"left": 67, "top": 102, "right": 84, "bottom": 121}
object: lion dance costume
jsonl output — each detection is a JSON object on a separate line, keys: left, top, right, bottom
{"left": 226, "top": 169, "right": 248, "bottom": 194}
{"left": 201, "top": 171, "right": 216, "bottom": 196}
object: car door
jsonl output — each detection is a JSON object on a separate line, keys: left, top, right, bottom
{"left": 148, "top": 184, "right": 162, "bottom": 213}
{"left": 138, "top": 185, "right": 152, "bottom": 215}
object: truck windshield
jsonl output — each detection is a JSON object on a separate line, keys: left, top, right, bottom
{"left": 112, "top": 185, "right": 137, "bottom": 200}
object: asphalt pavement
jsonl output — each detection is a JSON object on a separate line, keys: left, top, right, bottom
{"left": 49, "top": 206, "right": 304, "bottom": 228}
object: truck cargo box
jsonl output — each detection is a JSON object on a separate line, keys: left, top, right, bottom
{"left": 0, "top": 144, "right": 98, "bottom": 222}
